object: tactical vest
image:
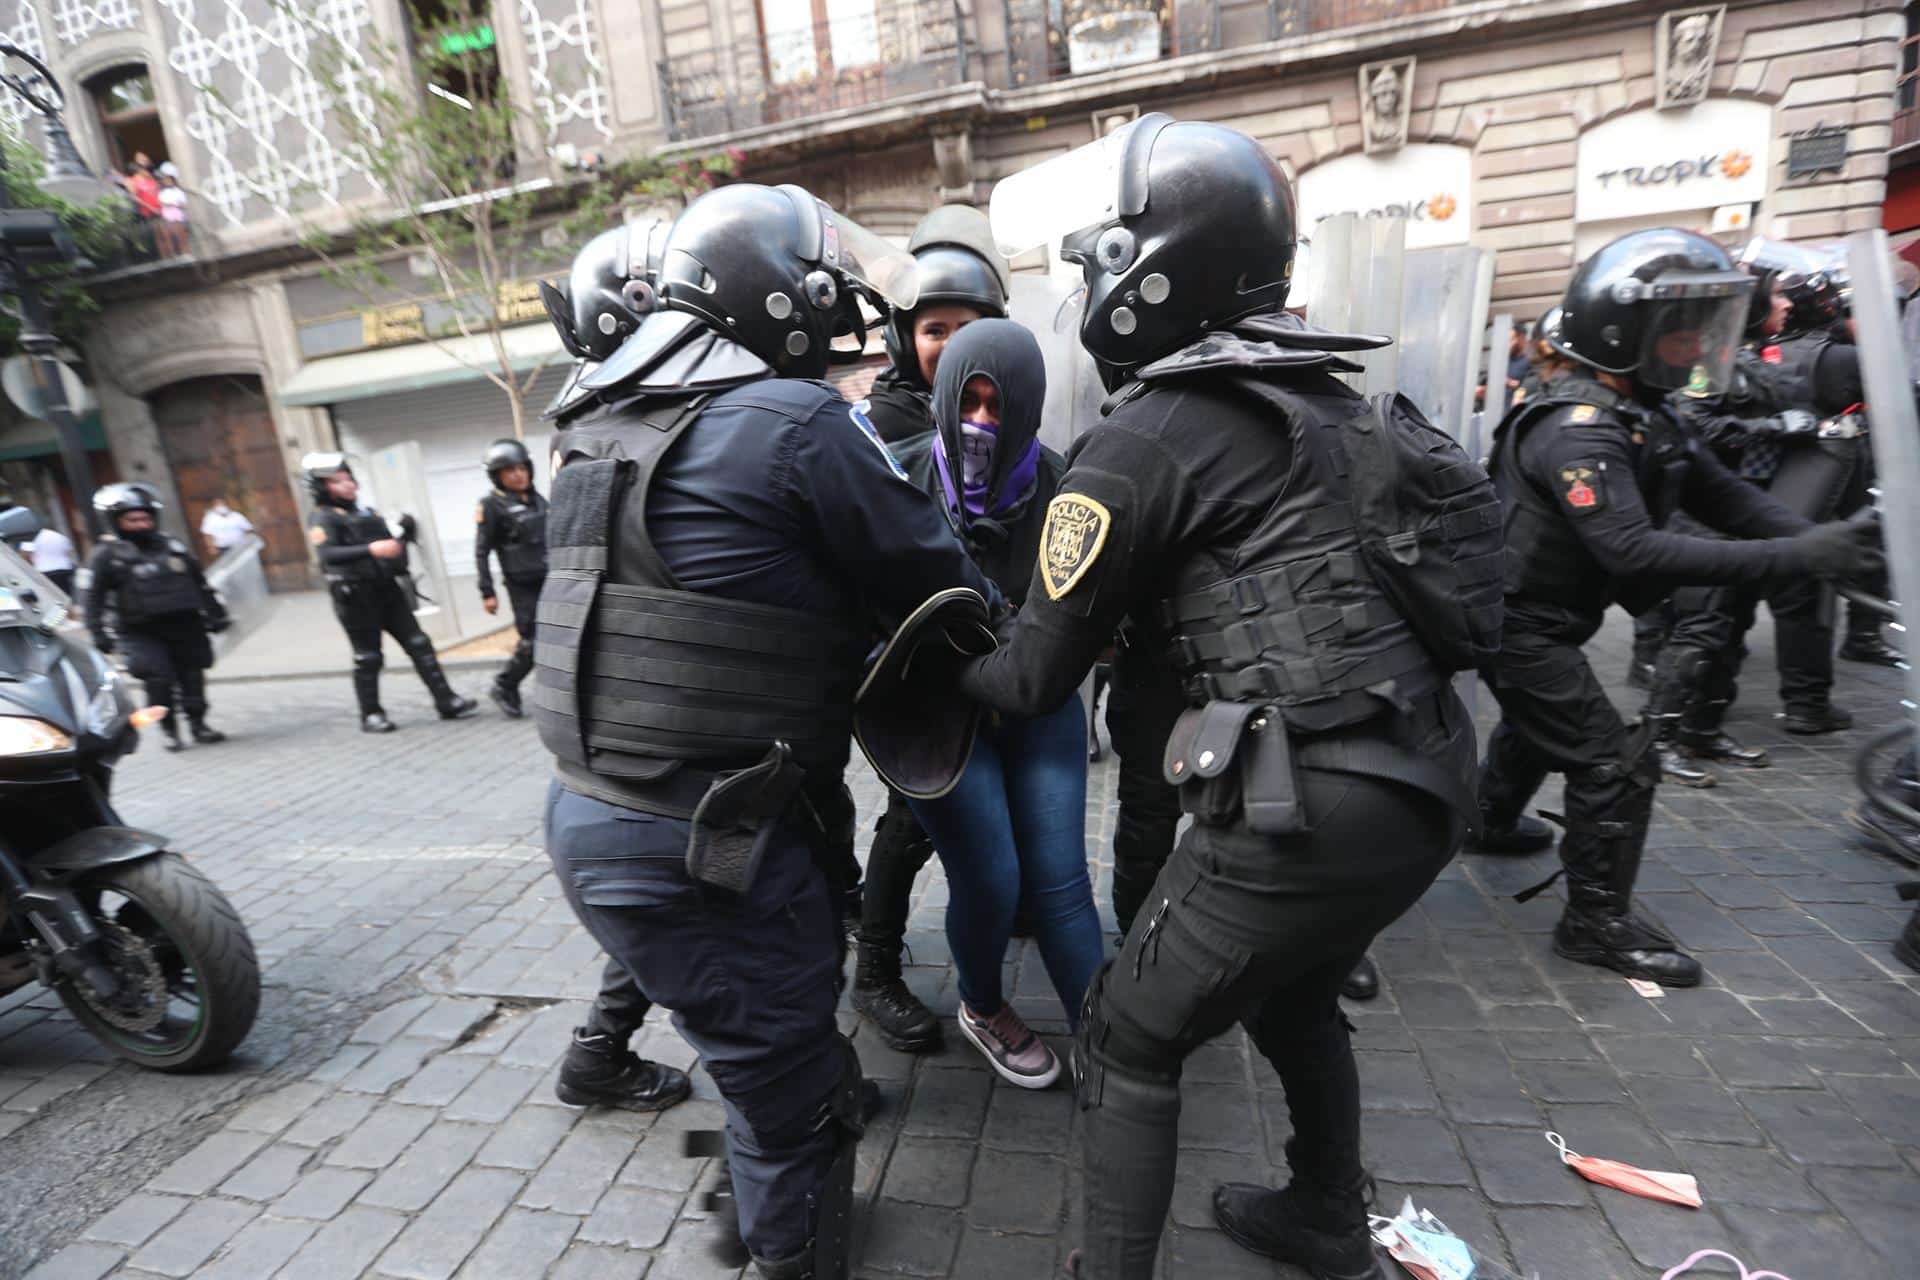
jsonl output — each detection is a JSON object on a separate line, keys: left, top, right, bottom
{"left": 533, "top": 395, "right": 867, "bottom": 794}
{"left": 1490, "top": 379, "right": 1690, "bottom": 613}
{"left": 1151, "top": 377, "right": 1445, "bottom": 731}
{"left": 490, "top": 491, "right": 548, "bottom": 581}
{"left": 315, "top": 507, "right": 397, "bottom": 585}
{"left": 1762, "top": 333, "right": 1830, "bottom": 410}
{"left": 105, "top": 538, "right": 203, "bottom": 625}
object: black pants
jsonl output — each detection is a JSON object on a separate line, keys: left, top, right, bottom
{"left": 1077, "top": 749, "right": 1462, "bottom": 1278}
{"left": 856, "top": 791, "right": 935, "bottom": 956}
{"left": 44, "top": 568, "right": 75, "bottom": 599}
{"left": 1837, "top": 438, "right": 1887, "bottom": 640}
{"left": 1104, "top": 665, "right": 1182, "bottom": 939}
{"left": 332, "top": 579, "right": 452, "bottom": 716}
{"left": 546, "top": 782, "right": 853, "bottom": 1262}
{"left": 583, "top": 955, "right": 653, "bottom": 1043}
{"left": 1479, "top": 607, "right": 1658, "bottom": 918}
{"left": 123, "top": 617, "right": 214, "bottom": 728}
{"left": 495, "top": 576, "right": 540, "bottom": 693}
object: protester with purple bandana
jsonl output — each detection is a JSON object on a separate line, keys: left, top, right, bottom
{"left": 891, "top": 319, "right": 1104, "bottom": 1088}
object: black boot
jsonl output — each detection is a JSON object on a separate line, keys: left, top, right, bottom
{"left": 1840, "top": 631, "right": 1905, "bottom": 667}
{"left": 1474, "top": 813, "right": 1555, "bottom": 855}
{"left": 1646, "top": 646, "right": 1713, "bottom": 787}
{"left": 362, "top": 712, "right": 397, "bottom": 733}
{"left": 555, "top": 1028, "right": 692, "bottom": 1111}
{"left": 1554, "top": 894, "right": 1702, "bottom": 987}
{"left": 1339, "top": 954, "right": 1378, "bottom": 1002}
{"left": 1214, "top": 1144, "right": 1383, "bottom": 1280}
{"left": 160, "top": 717, "right": 185, "bottom": 753}
{"left": 850, "top": 937, "right": 940, "bottom": 1052}
{"left": 404, "top": 636, "right": 478, "bottom": 719}
{"left": 1895, "top": 885, "right": 1920, "bottom": 973}
{"left": 189, "top": 718, "right": 227, "bottom": 745}
{"left": 1783, "top": 703, "right": 1853, "bottom": 735}
{"left": 1656, "top": 739, "right": 1715, "bottom": 788}
{"left": 1677, "top": 695, "right": 1766, "bottom": 769}
{"left": 488, "top": 680, "right": 524, "bottom": 718}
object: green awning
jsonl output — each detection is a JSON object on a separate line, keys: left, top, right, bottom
{"left": 0, "top": 412, "right": 107, "bottom": 463}
{"left": 277, "top": 324, "right": 565, "bottom": 408}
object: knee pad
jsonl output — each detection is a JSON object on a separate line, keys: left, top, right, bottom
{"left": 401, "top": 632, "right": 435, "bottom": 660}
{"left": 353, "top": 649, "right": 383, "bottom": 674}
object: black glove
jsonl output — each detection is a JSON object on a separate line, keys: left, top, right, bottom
{"left": 205, "top": 613, "right": 232, "bottom": 634}
{"left": 1764, "top": 409, "right": 1817, "bottom": 438}
{"left": 1785, "top": 518, "right": 1883, "bottom": 580}
{"left": 91, "top": 632, "right": 114, "bottom": 655}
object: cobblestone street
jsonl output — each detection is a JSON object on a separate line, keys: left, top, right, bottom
{"left": 4, "top": 614, "right": 1919, "bottom": 1280}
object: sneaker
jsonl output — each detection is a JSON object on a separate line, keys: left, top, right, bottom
{"left": 957, "top": 1002, "right": 1060, "bottom": 1089}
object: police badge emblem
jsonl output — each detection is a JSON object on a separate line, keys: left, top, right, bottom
{"left": 1040, "top": 493, "right": 1110, "bottom": 601}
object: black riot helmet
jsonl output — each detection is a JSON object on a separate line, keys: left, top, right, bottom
{"left": 649, "top": 183, "right": 919, "bottom": 379}
{"left": 1738, "top": 237, "right": 1843, "bottom": 338}
{"left": 484, "top": 438, "right": 532, "bottom": 481}
{"left": 1742, "top": 266, "right": 1781, "bottom": 339}
{"left": 883, "top": 206, "right": 1010, "bottom": 386}
{"left": 539, "top": 218, "right": 672, "bottom": 362}
{"left": 299, "top": 451, "right": 354, "bottom": 505}
{"left": 1550, "top": 228, "right": 1751, "bottom": 399}
{"left": 989, "top": 114, "right": 1296, "bottom": 378}
{"left": 93, "top": 482, "right": 161, "bottom": 521}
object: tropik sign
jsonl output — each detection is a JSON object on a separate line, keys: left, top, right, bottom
{"left": 1576, "top": 99, "right": 1771, "bottom": 223}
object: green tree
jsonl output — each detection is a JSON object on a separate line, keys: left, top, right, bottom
{"left": 0, "top": 131, "right": 138, "bottom": 357}
{"left": 292, "top": 0, "right": 735, "bottom": 438}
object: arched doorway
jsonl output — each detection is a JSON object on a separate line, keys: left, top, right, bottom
{"left": 149, "top": 375, "right": 309, "bottom": 590}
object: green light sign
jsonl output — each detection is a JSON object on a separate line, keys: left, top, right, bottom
{"left": 437, "top": 25, "right": 495, "bottom": 56}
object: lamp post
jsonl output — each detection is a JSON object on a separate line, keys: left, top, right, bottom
{"left": 0, "top": 42, "right": 114, "bottom": 540}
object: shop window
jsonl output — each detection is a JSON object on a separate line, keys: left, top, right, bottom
{"left": 407, "top": 0, "right": 514, "bottom": 180}
{"left": 87, "top": 65, "right": 169, "bottom": 175}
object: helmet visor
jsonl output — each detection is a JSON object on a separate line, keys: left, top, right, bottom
{"left": 822, "top": 206, "right": 919, "bottom": 311}
{"left": 1640, "top": 293, "right": 1746, "bottom": 395}
{"left": 989, "top": 121, "right": 1143, "bottom": 258}
{"left": 301, "top": 451, "right": 350, "bottom": 477}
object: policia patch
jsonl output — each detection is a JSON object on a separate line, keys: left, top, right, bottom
{"left": 1041, "top": 493, "right": 1111, "bottom": 601}
{"left": 1558, "top": 461, "right": 1605, "bottom": 514}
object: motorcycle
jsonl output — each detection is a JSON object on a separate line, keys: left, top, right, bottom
{"left": 0, "top": 507, "right": 259, "bottom": 1070}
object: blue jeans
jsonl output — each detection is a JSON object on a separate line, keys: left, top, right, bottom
{"left": 909, "top": 694, "right": 1103, "bottom": 1025}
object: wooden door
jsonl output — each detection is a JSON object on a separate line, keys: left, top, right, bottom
{"left": 149, "top": 375, "right": 310, "bottom": 591}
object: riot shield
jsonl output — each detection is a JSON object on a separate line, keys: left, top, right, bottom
{"left": 1845, "top": 230, "right": 1920, "bottom": 732}
{"left": 1007, "top": 272, "right": 1106, "bottom": 455}
{"left": 1397, "top": 245, "right": 1496, "bottom": 457}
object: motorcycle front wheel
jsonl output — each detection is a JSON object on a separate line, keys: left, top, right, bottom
{"left": 55, "top": 853, "right": 261, "bottom": 1071}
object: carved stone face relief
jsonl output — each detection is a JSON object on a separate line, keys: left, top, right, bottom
{"left": 1656, "top": 7, "right": 1725, "bottom": 110}
{"left": 1359, "top": 57, "right": 1414, "bottom": 156}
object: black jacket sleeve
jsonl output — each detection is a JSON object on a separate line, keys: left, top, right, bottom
{"left": 473, "top": 496, "right": 497, "bottom": 599}
{"left": 84, "top": 546, "right": 117, "bottom": 644}
{"left": 309, "top": 509, "right": 373, "bottom": 568}
{"left": 1532, "top": 423, "right": 1793, "bottom": 587}
{"left": 788, "top": 397, "right": 1001, "bottom": 623}
{"left": 962, "top": 422, "right": 1193, "bottom": 716}
{"left": 1681, "top": 443, "right": 1812, "bottom": 540}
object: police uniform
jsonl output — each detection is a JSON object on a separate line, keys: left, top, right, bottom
{"left": 1480, "top": 371, "right": 1817, "bottom": 979}
{"left": 307, "top": 496, "right": 473, "bottom": 725}
{"left": 474, "top": 482, "right": 548, "bottom": 709}
{"left": 1102, "top": 621, "right": 1185, "bottom": 938}
{"left": 532, "top": 183, "right": 991, "bottom": 1278}
{"left": 86, "top": 531, "right": 225, "bottom": 743}
{"left": 859, "top": 367, "right": 932, "bottom": 444}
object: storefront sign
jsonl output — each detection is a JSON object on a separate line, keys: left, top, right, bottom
{"left": 1576, "top": 99, "right": 1770, "bottom": 223}
{"left": 1786, "top": 124, "right": 1848, "bottom": 180}
{"left": 494, "top": 279, "right": 547, "bottom": 325}
{"left": 348, "top": 281, "right": 550, "bottom": 352}
{"left": 362, "top": 303, "right": 427, "bottom": 348}
{"left": 1294, "top": 144, "right": 1472, "bottom": 249}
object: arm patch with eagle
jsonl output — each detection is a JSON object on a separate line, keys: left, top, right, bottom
{"left": 1040, "top": 493, "right": 1111, "bottom": 601}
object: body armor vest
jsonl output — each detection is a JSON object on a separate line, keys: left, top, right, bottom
{"left": 1152, "top": 377, "right": 1444, "bottom": 732}
{"left": 104, "top": 538, "right": 202, "bottom": 625}
{"left": 1491, "top": 379, "right": 1690, "bottom": 614}
{"left": 315, "top": 507, "right": 398, "bottom": 585}
{"left": 489, "top": 491, "right": 548, "bottom": 581}
{"left": 1759, "top": 333, "right": 1829, "bottom": 410}
{"left": 533, "top": 395, "right": 866, "bottom": 792}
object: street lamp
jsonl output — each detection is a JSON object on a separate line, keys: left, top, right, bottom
{"left": 0, "top": 41, "right": 115, "bottom": 539}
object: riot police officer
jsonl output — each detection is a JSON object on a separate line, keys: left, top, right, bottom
{"left": 302, "top": 456, "right": 478, "bottom": 731}
{"left": 861, "top": 204, "right": 1009, "bottom": 443}
{"left": 850, "top": 205, "right": 1011, "bottom": 1053}
{"left": 474, "top": 438, "right": 548, "bottom": 718}
{"left": 973, "top": 115, "right": 1486, "bottom": 1280}
{"left": 534, "top": 186, "right": 995, "bottom": 1279}
{"left": 1478, "top": 229, "right": 1880, "bottom": 990}
{"left": 86, "top": 484, "right": 229, "bottom": 751}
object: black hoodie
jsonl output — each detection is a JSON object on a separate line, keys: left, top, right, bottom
{"left": 891, "top": 319, "right": 1064, "bottom": 607}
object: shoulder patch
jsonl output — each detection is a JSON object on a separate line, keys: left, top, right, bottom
{"left": 1040, "top": 493, "right": 1112, "bottom": 601}
{"left": 1557, "top": 459, "right": 1607, "bottom": 514}
{"left": 849, "top": 401, "right": 910, "bottom": 483}
{"left": 475, "top": 501, "right": 486, "bottom": 524}
{"left": 1569, "top": 404, "right": 1599, "bottom": 423}
{"left": 308, "top": 525, "right": 329, "bottom": 546}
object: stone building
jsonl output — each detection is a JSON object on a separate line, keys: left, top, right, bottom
{"left": 0, "top": 0, "right": 1897, "bottom": 610}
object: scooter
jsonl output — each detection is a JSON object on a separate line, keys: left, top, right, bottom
{"left": 0, "top": 507, "right": 258, "bottom": 1070}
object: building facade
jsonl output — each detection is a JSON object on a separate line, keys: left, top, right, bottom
{"left": 0, "top": 0, "right": 1896, "bottom": 611}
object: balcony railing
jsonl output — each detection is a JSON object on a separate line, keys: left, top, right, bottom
{"left": 662, "top": 0, "right": 972, "bottom": 140}
{"left": 1007, "top": 0, "right": 1454, "bottom": 88}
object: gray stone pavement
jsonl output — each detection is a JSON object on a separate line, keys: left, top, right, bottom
{"left": 3, "top": 612, "right": 1918, "bottom": 1279}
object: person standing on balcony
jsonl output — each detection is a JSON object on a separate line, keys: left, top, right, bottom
{"left": 155, "top": 163, "right": 190, "bottom": 257}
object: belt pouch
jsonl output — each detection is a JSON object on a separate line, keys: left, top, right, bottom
{"left": 685, "top": 742, "right": 804, "bottom": 894}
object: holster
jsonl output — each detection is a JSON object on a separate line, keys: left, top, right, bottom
{"left": 685, "top": 742, "right": 804, "bottom": 895}
{"left": 1163, "top": 701, "right": 1305, "bottom": 834}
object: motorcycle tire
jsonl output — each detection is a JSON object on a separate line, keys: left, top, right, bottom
{"left": 1852, "top": 724, "right": 1920, "bottom": 868}
{"left": 55, "top": 853, "right": 260, "bottom": 1071}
